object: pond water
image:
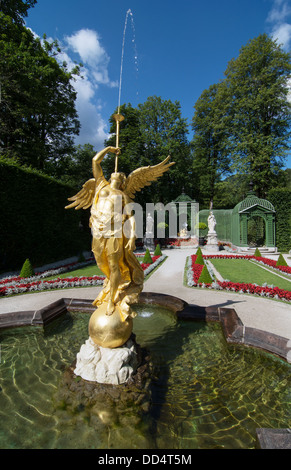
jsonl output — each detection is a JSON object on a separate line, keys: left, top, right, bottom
{"left": 0, "top": 305, "right": 290, "bottom": 449}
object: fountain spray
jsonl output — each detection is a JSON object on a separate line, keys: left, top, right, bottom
{"left": 113, "top": 9, "right": 138, "bottom": 173}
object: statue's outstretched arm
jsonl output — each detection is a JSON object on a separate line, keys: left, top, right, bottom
{"left": 92, "top": 146, "right": 120, "bottom": 180}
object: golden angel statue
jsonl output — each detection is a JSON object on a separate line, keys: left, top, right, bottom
{"left": 65, "top": 145, "right": 174, "bottom": 325}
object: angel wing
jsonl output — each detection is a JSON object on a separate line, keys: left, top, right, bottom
{"left": 65, "top": 178, "right": 96, "bottom": 210}
{"left": 124, "top": 156, "right": 175, "bottom": 199}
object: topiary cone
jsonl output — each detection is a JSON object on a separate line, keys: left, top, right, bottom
{"left": 19, "top": 258, "right": 35, "bottom": 278}
{"left": 198, "top": 265, "right": 212, "bottom": 284}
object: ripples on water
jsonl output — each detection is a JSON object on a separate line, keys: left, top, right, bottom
{"left": 0, "top": 305, "right": 290, "bottom": 449}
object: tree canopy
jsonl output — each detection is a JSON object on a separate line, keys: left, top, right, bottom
{"left": 223, "top": 33, "right": 291, "bottom": 196}
{"left": 104, "top": 97, "right": 193, "bottom": 205}
{"left": 191, "top": 82, "right": 232, "bottom": 208}
{"left": 0, "top": 11, "right": 80, "bottom": 170}
{"left": 1, "top": 4, "right": 290, "bottom": 211}
{"left": 0, "top": 0, "right": 37, "bottom": 25}
{"left": 191, "top": 34, "right": 291, "bottom": 203}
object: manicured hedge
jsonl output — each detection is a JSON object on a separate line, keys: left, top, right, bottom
{"left": 268, "top": 188, "right": 291, "bottom": 252}
{"left": 0, "top": 158, "right": 91, "bottom": 270}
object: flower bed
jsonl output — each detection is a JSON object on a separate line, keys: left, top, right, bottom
{"left": 253, "top": 256, "right": 291, "bottom": 275}
{"left": 0, "top": 276, "right": 105, "bottom": 297}
{"left": 140, "top": 255, "right": 161, "bottom": 270}
{"left": 0, "top": 255, "right": 164, "bottom": 297}
{"left": 0, "top": 257, "right": 96, "bottom": 287}
{"left": 187, "top": 254, "right": 291, "bottom": 302}
{"left": 142, "top": 254, "right": 166, "bottom": 277}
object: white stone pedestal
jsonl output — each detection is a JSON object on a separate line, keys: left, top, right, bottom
{"left": 74, "top": 337, "right": 139, "bottom": 385}
{"left": 143, "top": 231, "right": 155, "bottom": 251}
{"left": 205, "top": 231, "right": 219, "bottom": 252}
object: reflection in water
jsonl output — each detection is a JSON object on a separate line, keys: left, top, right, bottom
{"left": 138, "top": 310, "right": 154, "bottom": 318}
{"left": 0, "top": 305, "right": 290, "bottom": 449}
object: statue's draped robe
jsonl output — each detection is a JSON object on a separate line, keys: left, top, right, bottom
{"left": 90, "top": 177, "right": 144, "bottom": 320}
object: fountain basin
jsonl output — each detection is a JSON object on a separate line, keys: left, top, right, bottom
{"left": 0, "top": 293, "right": 289, "bottom": 362}
{"left": 0, "top": 293, "right": 290, "bottom": 449}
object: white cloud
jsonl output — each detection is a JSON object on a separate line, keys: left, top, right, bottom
{"left": 74, "top": 98, "right": 109, "bottom": 149}
{"left": 267, "top": 0, "right": 291, "bottom": 23}
{"left": 267, "top": 0, "right": 291, "bottom": 49}
{"left": 271, "top": 22, "right": 291, "bottom": 48}
{"left": 74, "top": 75, "right": 95, "bottom": 102}
{"left": 27, "top": 27, "right": 116, "bottom": 149}
{"left": 66, "top": 29, "right": 106, "bottom": 64}
{"left": 65, "top": 29, "right": 117, "bottom": 88}
{"left": 62, "top": 28, "right": 118, "bottom": 148}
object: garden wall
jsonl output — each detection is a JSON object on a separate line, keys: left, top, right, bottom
{"left": 0, "top": 158, "right": 91, "bottom": 271}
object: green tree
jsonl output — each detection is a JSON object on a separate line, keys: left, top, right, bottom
{"left": 0, "top": 14, "right": 80, "bottom": 170}
{"left": 105, "top": 97, "right": 192, "bottom": 205}
{"left": 46, "top": 143, "right": 96, "bottom": 187}
{"left": 0, "top": 0, "right": 37, "bottom": 25}
{"left": 138, "top": 96, "right": 192, "bottom": 203}
{"left": 276, "top": 168, "right": 291, "bottom": 190}
{"left": 224, "top": 34, "right": 291, "bottom": 196}
{"left": 213, "top": 174, "right": 250, "bottom": 209}
{"left": 104, "top": 103, "right": 144, "bottom": 179}
{"left": 191, "top": 82, "right": 232, "bottom": 208}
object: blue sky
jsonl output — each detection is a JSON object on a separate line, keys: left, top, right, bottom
{"left": 26, "top": 0, "right": 291, "bottom": 168}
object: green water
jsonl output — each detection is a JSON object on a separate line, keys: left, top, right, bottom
{"left": 0, "top": 305, "right": 290, "bottom": 449}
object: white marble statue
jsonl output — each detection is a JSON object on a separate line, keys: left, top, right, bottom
{"left": 208, "top": 211, "right": 216, "bottom": 233}
{"left": 146, "top": 213, "right": 154, "bottom": 235}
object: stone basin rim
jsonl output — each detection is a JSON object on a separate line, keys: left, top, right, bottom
{"left": 0, "top": 291, "right": 289, "bottom": 362}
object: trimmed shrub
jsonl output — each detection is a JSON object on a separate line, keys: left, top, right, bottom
{"left": 198, "top": 265, "right": 212, "bottom": 284}
{"left": 19, "top": 258, "right": 35, "bottom": 278}
{"left": 143, "top": 249, "right": 153, "bottom": 264}
{"left": 194, "top": 250, "right": 205, "bottom": 265}
{"left": 197, "top": 222, "right": 207, "bottom": 232}
{"left": 254, "top": 248, "right": 262, "bottom": 257}
{"left": 196, "top": 246, "right": 202, "bottom": 256}
{"left": 154, "top": 244, "right": 162, "bottom": 256}
{"left": 276, "top": 253, "right": 288, "bottom": 266}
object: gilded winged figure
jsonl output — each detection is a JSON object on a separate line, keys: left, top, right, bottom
{"left": 66, "top": 146, "right": 174, "bottom": 321}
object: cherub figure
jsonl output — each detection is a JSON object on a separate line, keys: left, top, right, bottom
{"left": 66, "top": 146, "right": 174, "bottom": 320}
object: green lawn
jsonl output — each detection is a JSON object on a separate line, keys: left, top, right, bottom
{"left": 45, "top": 264, "right": 105, "bottom": 280}
{"left": 210, "top": 258, "right": 291, "bottom": 291}
{"left": 45, "top": 256, "right": 149, "bottom": 281}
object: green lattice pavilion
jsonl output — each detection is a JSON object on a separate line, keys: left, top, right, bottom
{"left": 198, "top": 188, "right": 276, "bottom": 249}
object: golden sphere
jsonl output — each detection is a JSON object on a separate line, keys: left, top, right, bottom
{"left": 89, "top": 302, "right": 133, "bottom": 348}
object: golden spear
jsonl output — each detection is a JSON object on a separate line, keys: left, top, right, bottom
{"left": 112, "top": 112, "right": 124, "bottom": 172}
